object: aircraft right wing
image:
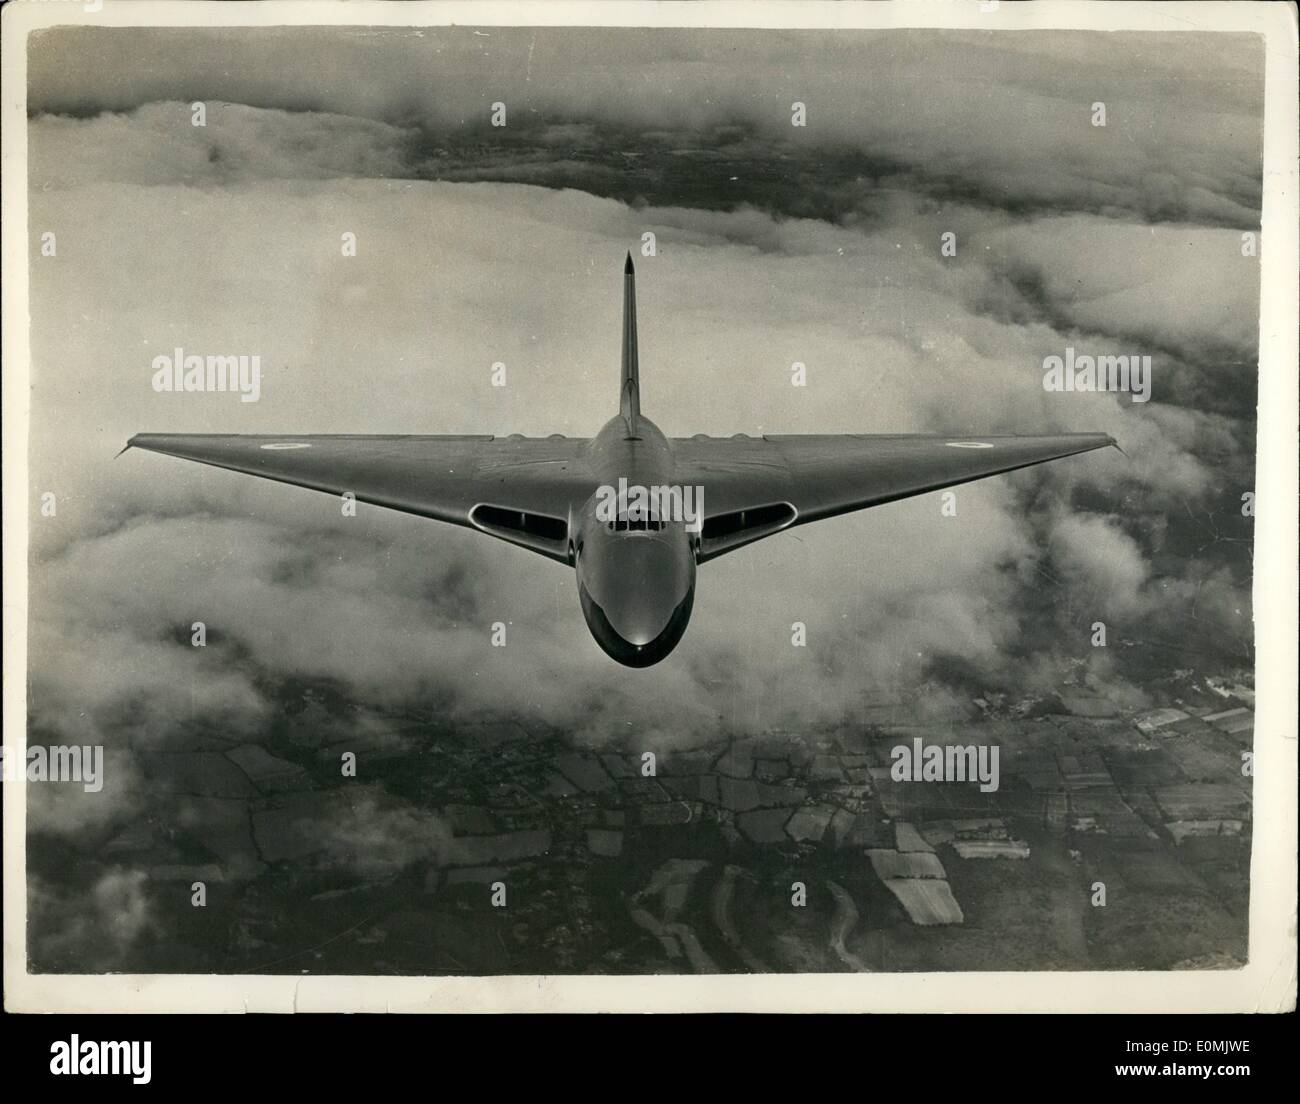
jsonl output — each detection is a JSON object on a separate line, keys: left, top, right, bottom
{"left": 673, "top": 432, "right": 1116, "bottom": 562}
{"left": 125, "top": 433, "right": 597, "bottom": 562}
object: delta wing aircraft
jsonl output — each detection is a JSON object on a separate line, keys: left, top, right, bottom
{"left": 128, "top": 255, "right": 1114, "bottom": 667}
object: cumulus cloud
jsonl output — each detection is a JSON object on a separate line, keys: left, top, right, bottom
{"left": 25, "top": 748, "right": 146, "bottom": 840}
{"left": 29, "top": 868, "right": 156, "bottom": 971}
{"left": 29, "top": 101, "right": 416, "bottom": 190}
{"left": 313, "top": 792, "right": 453, "bottom": 878}
{"left": 1048, "top": 513, "right": 1152, "bottom": 618}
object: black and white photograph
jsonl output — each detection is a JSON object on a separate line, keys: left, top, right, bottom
{"left": 3, "top": 0, "right": 1295, "bottom": 1020}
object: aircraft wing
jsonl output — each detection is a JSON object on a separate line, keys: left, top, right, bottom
{"left": 673, "top": 432, "right": 1116, "bottom": 562}
{"left": 125, "top": 433, "right": 595, "bottom": 562}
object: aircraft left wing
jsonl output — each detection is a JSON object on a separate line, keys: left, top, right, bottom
{"left": 674, "top": 432, "right": 1116, "bottom": 562}
{"left": 125, "top": 433, "right": 595, "bottom": 562}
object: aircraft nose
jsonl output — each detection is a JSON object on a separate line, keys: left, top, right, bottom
{"left": 577, "top": 534, "right": 695, "bottom": 666}
{"left": 600, "top": 539, "right": 685, "bottom": 645}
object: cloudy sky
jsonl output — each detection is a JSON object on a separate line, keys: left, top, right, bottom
{"left": 25, "top": 26, "right": 1261, "bottom": 892}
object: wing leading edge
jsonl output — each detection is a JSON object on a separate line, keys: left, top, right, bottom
{"left": 125, "top": 433, "right": 594, "bottom": 562}
{"left": 674, "top": 432, "right": 1116, "bottom": 562}
{"left": 127, "top": 428, "right": 1114, "bottom": 564}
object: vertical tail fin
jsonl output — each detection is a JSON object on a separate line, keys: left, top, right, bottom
{"left": 621, "top": 252, "right": 640, "bottom": 423}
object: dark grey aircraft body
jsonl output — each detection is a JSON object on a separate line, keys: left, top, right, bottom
{"left": 128, "top": 255, "right": 1114, "bottom": 666}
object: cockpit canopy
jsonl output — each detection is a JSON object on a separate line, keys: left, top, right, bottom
{"left": 607, "top": 515, "right": 666, "bottom": 533}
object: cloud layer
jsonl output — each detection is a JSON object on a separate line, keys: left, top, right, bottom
{"left": 29, "top": 27, "right": 1264, "bottom": 227}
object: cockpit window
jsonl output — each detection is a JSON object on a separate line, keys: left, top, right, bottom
{"left": 608, "top": 516, "right": 665, "bottom": 532}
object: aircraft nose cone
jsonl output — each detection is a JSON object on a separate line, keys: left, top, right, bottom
{"left": 577, "top": 534, "right": 695, "bottom": 667}
{"left": 600, "top": 540, "right": 684, "bottom": 644}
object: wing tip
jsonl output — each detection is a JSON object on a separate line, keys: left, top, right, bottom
{"left": 624, "top": 251, "right": 634, "bottom": 275}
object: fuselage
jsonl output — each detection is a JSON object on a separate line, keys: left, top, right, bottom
{"left": 573, "top": 413, "right": 696, "bottom": 667}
